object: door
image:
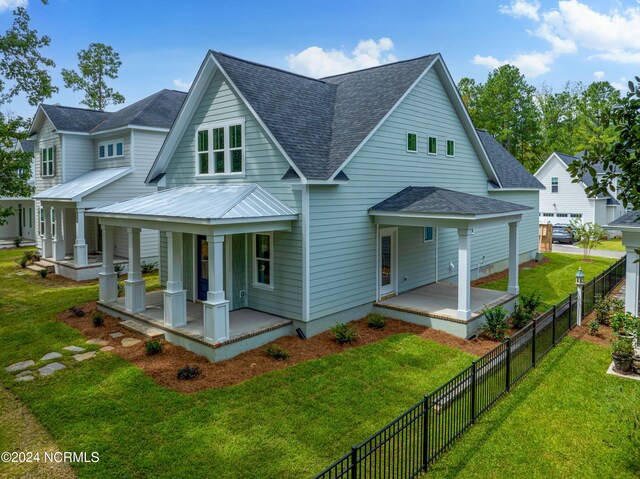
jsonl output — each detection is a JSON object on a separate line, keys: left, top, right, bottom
{"left": 379, "top": 228, "right": 397, "bottom": 297}
{"left": 196, "top": 235, "right": 209, "bottom": 301}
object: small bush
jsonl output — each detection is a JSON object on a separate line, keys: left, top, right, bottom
{"left": 145, "top": 338, "right": 164, "bottom": 356}
{"left": 117, "top": 281, "right": 125, "bottom": 297}
{"left": 92, "top": 311, "right": 104, "bottom": 327}
{"left": 70, "top": 306, "right": 85, "bottom": 318}
{"left": 265, "top": 344, "right": 289, "bottom": 360}
{"left": 38, "top": 268, "right": 48, "bottom": 278}
{"left": 479, "top": 305, "right": 509, "bottom": 341}
{"left": 13, "top": 236, "right": 23, "bottom": 247}
{"left": 114, "top": 263, "right": 126, "bottom": 276}
{"left": 366, "top": 313, "right": 386, "bottom": 329}
{"left": 177, "top": 364, "right": 201, "bottom": 380}
{"left": 609, "top": 298, "right": 625, "bottom": 316}
{"left": 610, "top": 311, "right": 638, "bottom": 335}
{"left": 612, "top": 337, "right": 634, "bottom": 358}
{"left": 510, "top": 301, "right": 532, "bottom": 329}
{"left": 594, "top": 294, "right": 611, "bottom": 325}
{"left": 330, "top": 322, "right": 359, "bottom": 344}
{"left": 140, "top": 261, "right": 158, "bottom": 274}
{"left": 18, "top": 256, "right": 27, "bottom": 268}
{"left": 587, "top": 319, "right": 600, "bottom": 336}
{"left": 23, "top": 250, "right": 36, "bottom": 263}
{"left": 520, "top": 292, "right": 542, "bottom": 315}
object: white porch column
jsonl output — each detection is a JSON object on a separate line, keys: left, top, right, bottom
{"left": 163, "top": 232, "right": 187, "bottom": 327}
{"left": 203, "top": 234, "right": 230, "bottom": 343}
{"left": 457, "top": 228, "right": 472, "bottom": 320}
{"left": 98, "top": 225, "right": 118, "bottom": 303}
{"left": 52, "top": 206, "right": 65, "bottom": 261}
{"left": 508, "top": 221, "right": 520, "bottom": 295}
{"left": 124, "top": 227, "right": 146, "bottom": 313}
{"left": 42, "top": 204, "right": 52, "bottom": 258}
{"left": 625, "top": 246, "right": 639, "bottom": 316}
{"left": 74, "top": 208, "right": 88, "bottom": 267}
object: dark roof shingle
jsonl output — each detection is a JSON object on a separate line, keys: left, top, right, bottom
{"left": 609, "top": 210, "right": 639, "bottom": 227}
{"left": 40, "top": 105, "right": 111, "bottom": 132}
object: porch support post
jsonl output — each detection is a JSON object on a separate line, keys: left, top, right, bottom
{"left": 124, "top": 227, "right": 146, "bottom": 313}
{"left": 98, "top": 225, "right": 118, "bottom": 303}
{"left": 507, "top": 221, "right": 520, "bottom": 295}
{"left": 163, "top": 232, "right": 187, "bottom": 327}
{"left": 457, "top": 228, "right": 472, "bottom": 321}
{"left": 42, "top": 203, "right": 52, "bottom": 258}
{"left": 203, "top": 234, "right": 230, "bottom": 343}
{"left": 52, "top": 206, "right": 65, "bottom": 261}
{"left": 74, "top": 207, "right": 88, "bottom": 267}
{"left": 625, "top": 246, "right": 639, "bottom": 316}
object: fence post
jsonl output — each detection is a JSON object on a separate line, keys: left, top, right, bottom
{"left": 552, "top": 304, "right": 557, "bottom": 344}
{"left": 423, "top": 395, "right": 430, "bottom": 471}
{"left": 350, "top": 445, "right": 358, "bottom": 479}
{"left": 471, "top": 361, "right": 477, "bottom": 424}
{"left": 532, "top": 319, "right": 537, "bottom": 367}
{"left": 569, "top": 294, "right": 573, "bottom": 330}
{"left": 505, "top": 338, "right": 511, "bottom": 391}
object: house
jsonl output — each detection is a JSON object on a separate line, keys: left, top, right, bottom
{"left": 534, "top": 152, "right": 625, "bottom": 228}
{"left": 0, "top": 139, "right": 36, "bottom": 244}
{"left": 606, "top": 211, "right": 639, "bottom": 315}
{"left": 89, "top": 51, "right": 543, "bottom": 361}
{"left": 29, "top": 89, "right": 186, "bottom": 280}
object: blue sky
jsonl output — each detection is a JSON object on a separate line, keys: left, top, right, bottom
{"left": 1, "top": 0, "right": 639, "bottom": 118}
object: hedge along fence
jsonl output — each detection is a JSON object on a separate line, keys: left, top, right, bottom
{"left": 313, "top": 256, "right": 626, "bottom": 479}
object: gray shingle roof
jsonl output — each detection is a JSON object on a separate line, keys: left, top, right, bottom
{"left": 40, "top": 105, "right": 111, "bottom": 133}
{"left": 609, "top": 210, "right": 639, "bottom": 227}
{"left": 369, "top": 187, "right": 531, "bottom": 216}
{"left": 476, "top": 130, "right": 543, "bottom": 189}
{"left": 19, "top": 139, "right": 35, "bottom": 153}
{"left": 91, "top": 89, "right": 187, "bottom": 133}
{"left": 553, "top": 152, "right": 610, "bottom": 199}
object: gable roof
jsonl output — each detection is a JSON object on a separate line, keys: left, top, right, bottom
{"left": 549, "top": 152, "right": 611, "bottom": 199}
{"left": 476, "top": 130, "right": 543, "bottom": 189}
{"left": 19, "top": 139, "right": 35, "bottom": 153}
{"left": 39, "top": 105, "right": 111, "bottom": 133}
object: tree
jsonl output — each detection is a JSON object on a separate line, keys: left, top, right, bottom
{"left": 573, "top": 81, "right": 620, "bottom": 161}
{"left": 537, "top": 82, "right": 583, "bottom": 157}
{"left": 0, "top": 5, "right": 56, "bottom": 225}
{"left": 457, "top": 77, "right": 479, "bottom": 119}
{"left": 569, "top": 219, "right": 607, "bottom": 260}
{"left": 62, "top": 43, "right": 124, "bottom": 111}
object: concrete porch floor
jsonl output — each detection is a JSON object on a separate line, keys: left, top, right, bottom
{"left": 376, "top": 282, "right": 514, "bottom": 322}
{"left": 48, "top": 253, "right": 127, "bottom": 268}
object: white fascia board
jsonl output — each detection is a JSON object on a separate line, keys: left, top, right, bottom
{"left": 369, "top": 209, "right": 527, "bottom": 221}
{"left": 55, "top": 130, "right": 90, "bottom": 136}
{"left": 489, "top": 187, "right": 544, "bottom": 192}
{"left": 86, "top": 211, "right": 298, "bottom": 225}
{"left": 28, "top": 106, "right": 50, "bottom": 136}
{"left": 91, "top": 125, "right": 170, "bottom": 137}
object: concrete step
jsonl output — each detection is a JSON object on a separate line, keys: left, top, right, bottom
{"left": 119, "top": 319, "right": 165, "bottom": 339}
{"left": 33, "top": 260, "right": 55, "bottom": 272}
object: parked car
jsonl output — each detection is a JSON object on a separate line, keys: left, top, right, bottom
{"left": 552, "top": 224, "right": 574, "bottom": 244}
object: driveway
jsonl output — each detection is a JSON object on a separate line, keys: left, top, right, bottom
{"left": 552, "top": 243, "right": 626, "bottom": 259}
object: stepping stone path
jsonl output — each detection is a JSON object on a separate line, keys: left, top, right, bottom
{"left": 16, "top": 370, "right": 33, "bottom": 378}
{"left": 40, "top": 352, "right": 62, "bottom": 361}
{"left": 109, "top": 332, "right": 124, "bottom": 339}
{"left": 86, "top": 338, "right": 110, "bottom": 346}
{"left": 73, "top": 351, "right": 96, "bottom": 362}
{"left": 62, "top": 346, "right": 85, "bottom": 353}
{"left": 121, "top": 338, "right": 141, "bottom": 347}
{"left": 5, "top": 360, "right": 35, "bottom": 372}
{"left": 16, "top": 375, "right": 35, "bottom": 381}
{"left": 38, "top": 362, "right": 66, "bottom": 377}
{"left": 100, "top": 346, "right": 115, "bottom": 352}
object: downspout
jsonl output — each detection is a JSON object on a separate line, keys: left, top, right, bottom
{"left": 301, "top": 184, "right": 310, "bottom": 322}
{"left": 435, "top": 228, "right": 439, "bottom": 282}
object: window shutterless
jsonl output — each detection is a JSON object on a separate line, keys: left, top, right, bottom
{"left": 428, "top": 136, "right": 437, "bottom": 155}
{"left": 254, "top": 233, "right": 273, "bottom": 287}
{"left": 41, "top": 146, "right": 54, "bottom": 177}
{"left": 196, "top": 120, "right": 244, "bottom": 176}
{"left": 446, "top": 140, "right": 455, "bottom": 157}
{"left": 98, "top": 140, "right": 124, "bottom": 159}
{"left": 407, "top": 132, "right": 417, "bottom": 152}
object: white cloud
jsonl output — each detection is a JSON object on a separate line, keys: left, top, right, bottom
{"left": 473, "top": 51, "right": 554, "bottom": 77}
{"left": 499, "top": 0, "right": 540, "bottom": 21}
{"left": 593, "top": 70, "right": 605, "bottom": 79}
{"left": 286, "top": 38, "right": 398, "bottom": 78}
{"left": 172, "top": 79, "right": 191, "bottom": 90}
{"left": 0, "top": 0, "right": 27, "bottom": 12}
{"left": 611, "top": 77, "right": 629, "bottom": 92}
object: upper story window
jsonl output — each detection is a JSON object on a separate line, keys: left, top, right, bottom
{"left": 446, "top": 140, "right": 455, "bottom": 157}
{"left": 41, "top": 145, "right": 55, "bottom": 177}
{"left": 406, "top": 132, "right": 417, "bottom": 152}
{"left": 428, "top": 136, "right": 437, "bottom": 155}
{"left": 196, "top": 119, "right": 244, "bottom": 176}
{"left": 551, "top": 177, "right": 558, "bottom": 193}
{"left": 423, "top": 226, "right": 434, "bottom": 242}
{"left": 99, "top": 139, "right": 124, "bottom": 159}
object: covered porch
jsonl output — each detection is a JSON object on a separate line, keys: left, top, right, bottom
{"left": 88, "top": 184, "right": 298, "bottom": 361}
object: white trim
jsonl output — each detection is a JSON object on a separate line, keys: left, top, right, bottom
{"left": 406, "top": 131, "right": 418, "bottom": 153}
{"left": 192, "top": 234, "right": 197, "bottom": 302}
{"left": 489, "top": 187, "right": 543, "bottom": 192}
{"left": 91, "top": 125, "right": 170, "bottom": 136}
{"left": 370, "top": 209, "right": 526, "bottom": 221}
{"left": 98, "top": 138, "right": 125, "bottom": 160}
{"left": 301, "top": 184, "right": 310, "bottom": 321}
{"left": 435, "top": 227, "right": 439, "bottom": 282}
{"left": 427, "top": 135, "right": 437, "bottom": 156}
{"left": 252, "top": 231, "right": 274, "bottom": 290}
{"left": 195, "top": 118, "right": 246, "bottom": 177}
{"left": 131, "top": 130, "right": 135, "bottom": 167}
{"left": 379, "top": 227, "right": 398, "bottom": 298}
{"left": 446, "top": 139, "right": 455, "bottom": 158}
{"left": 61, "top": 135, "right": 66, "bottom": 182}
{"left": 40, "top": 143, "right": 55, "bottom": 178}
{"left": 535, "top": 152, "right": 590, "bottom": 191}
{"left": 225, "top": 234, "right": 233, "bottom": 305}
{"left": 423, "top": 226, "right": 434, "bottom": 243}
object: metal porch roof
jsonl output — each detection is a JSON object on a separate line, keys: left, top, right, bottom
{"left": 33, "top": 167, "right": 132, "bottom": 202}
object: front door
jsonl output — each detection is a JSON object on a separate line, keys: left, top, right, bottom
{"left": 379, "top": 228, "right": 397, "bottom": 298}
{"left": 197, "top": 235, "right": 209, "bottom": 301}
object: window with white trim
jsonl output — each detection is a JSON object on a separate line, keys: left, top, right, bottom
{"left": 551, "top": 177, "right": 558, "bottom": 193}
{"left": 196, "top": 120, "right": 244, "bottom": 175}
{"left": 446, "top": 140, "right": 455, "bottom": 157}
{"left": 542, "top": 212, "right": 554, "bottom": 217}
{"left": 98, "top": 139, "right": 124, "bottom": 159}
{"left": 406, "top": 132, "right": 417, "bottom": 152}
{"left": 50, "top": 208, "right": 56, "bottom": 238}
{"left": 254, "top": 233, "right": 273, "bottom": 288}
{"left": 570, "top": 213, "right": 582, "bottom": 218}
{"left": 556, "top": 213, "right": 568, "bottom": 218}
{"left": 423, "top": 226, "right": 434, "bottom": 242}
{"left": 428, "top": 136, "right": 437, "bottom": 155}
{"left": 39, "top": 207, "right": 44, "bottom": 236}
{"left": 41, "top": 145, "right": 54, "bottom": 177}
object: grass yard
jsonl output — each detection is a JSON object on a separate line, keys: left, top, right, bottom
{"left": 479, "top": 253, "right": 617, "bottom": 310}
{"left": 597, "top": 238, "right": 626, "bottom": 252}
{"left": 425, "top": 338, "right": 640, "bottom": 479}
{"left": 0, "top": 248, "right": 473, "bottom": 478}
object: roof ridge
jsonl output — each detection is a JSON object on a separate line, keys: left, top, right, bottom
{"left": 320, "top": 53, "right": 439, "bottom": 80}
{"left": 437, "top": 187, "right": 471, "bottom": 211}
{"left": 42, "top": 103, "right": 110, "bottom": 114}
{"left": 217, "top": 184, "right": 257, "bottom": 218}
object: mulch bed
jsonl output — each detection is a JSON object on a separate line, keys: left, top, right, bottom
{"left": 57, "top": 302, "right": 501, "bottom": 393}
{"left": 471, "top": 256, "right": 549, "bottom": 287}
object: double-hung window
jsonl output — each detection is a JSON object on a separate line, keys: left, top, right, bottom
{"left": 423, "top": 226, "right": 434, "bottom": 242}
{"left": 407, "top": 132, "right": 417, "bottom": 152}
{"left": 551, "top": 177, "right": 558, "bottom": 193}
{"left": 50, "top": 208, "right": 56, "bottom": 238}
{"left": 428, "top": 136, "right": 437, "bottom": 155}
{"left": 254, "top": 233, "right": 273, "bottom": 288}
{"left": 41, "top": 145, "right": 54, "bottom": 177}
{"left": 98, "top": 139, "right": 124, "bottom": 159}
{"left": 39, "top": 207, "right": 45, "bottom": 237}
{"left": 446, "top": 140, "right": 455, "bottom": 157}
{"left": 196, "top": 119, "right": 245, "bottom": 176}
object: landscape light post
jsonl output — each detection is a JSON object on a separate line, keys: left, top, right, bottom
{"left": 576, "top": 267, "right": 585, "bottom": 326}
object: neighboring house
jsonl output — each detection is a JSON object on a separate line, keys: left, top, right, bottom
{"left": 89, "top": 51, "right": 543, "bottom": 361}
{"left": 535, "top": 152, "right": 625, "bottom": 228}
{"left": 30, "top": 89, "right": 186, "bottom": 280}
{"left": 606, "top": 211, "right": 639, "bottom": 315}
{"left": 0, "top": 139, "right": 36, "bottom": 243}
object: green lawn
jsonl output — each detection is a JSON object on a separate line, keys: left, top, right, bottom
{"left": 597, "top": 238, "right": 626, "bottom": 252}
{"left": 480, "top": 252, "right": 618, "bottom": 310}
{"left": 0, "top": 248, "right": 473, "bottom": 479}
{"left": 425, "top": 339, "right": 640, "bottom": 479}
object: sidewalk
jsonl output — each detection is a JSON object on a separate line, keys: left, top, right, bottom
{"left": 552, "top": 243, "right": 626, "bottom": 259}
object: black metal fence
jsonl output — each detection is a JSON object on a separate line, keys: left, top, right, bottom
{"left": 314, "top": 256, "right": 626, "bottom": 479}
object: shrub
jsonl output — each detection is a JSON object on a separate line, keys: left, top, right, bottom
{"left": 612, "top": 337, "right": 634, "bottom": 358}
{"left": 114, "top": 263, "right": 126, "bottom": 276}
{"left": 177, "top": 364, "right": 201, "bottom": 380}
{"left": 23, "top": 249, "right": 36, "bottom": 263}
{"left": 265, "top": 344, "right": 289, "bottom": 360}
{"left": 520, "top": 292, "right": 542, "bottom": 315}
{"left": 117, "top": 281, "right": 125, "bottom": 297}
{"left": 511, "top": 301, "right": 532, "bottom": 329}
{"left": 70, "top": 306, "right": 85, "bottom": 318}
{"left": 366, "top": 313, "right": 386, "bottom": 329}
{"left": 13, "top": 236, "right": 23, "bottom": 247}
{"left": 140, "top": 261, "right": 158, "bottom": 274}
{"left": 330, "top": 322, "right": 359, "bottom": 344}
{"left": 479, "top": 305, "right": 509, "bottom": 341}
{"left": 594, "top": 295, "right": 611, "bottom": 325}
{"left": 18, "top": 256, "right": 27, "bottom": 268}
{"left": 609, "top": 297, "right": 625, "bottom": 316}
{"left": 38, "top": 268, "right": 48, "bottom": 278}
{"left": 92, "top": 311, "right": 104, "bottom": 327}
{"left": 145, "top": 338, "right": 164, "bottom": 356}
{"left": 587, "top": 319, "right": 600, "bottom": 336}
{"left": 610, "top": 311, "right": 638, "bottom": 335}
